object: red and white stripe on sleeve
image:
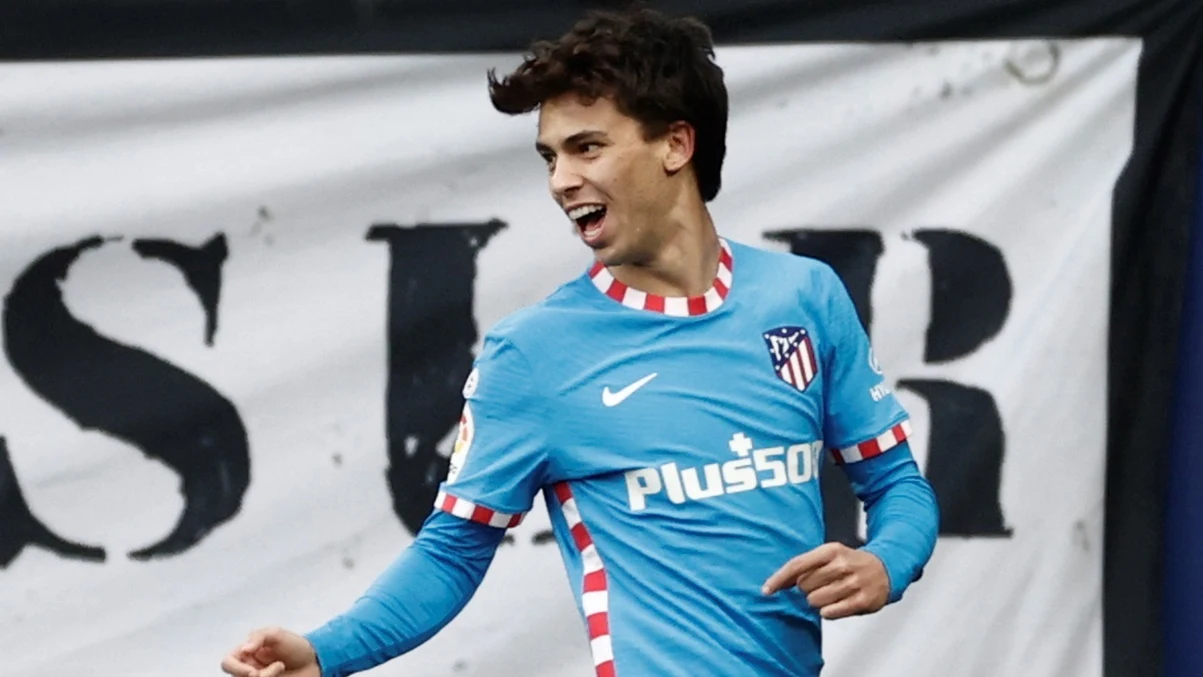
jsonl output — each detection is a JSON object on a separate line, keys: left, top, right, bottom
{"left": 831, "top": 420, "right": 912, "bottom": 464}
{"left": 433, "top": 489, "right": 525, "bottom": 529}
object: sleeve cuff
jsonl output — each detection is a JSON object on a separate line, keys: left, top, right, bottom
{"left": 303, "top": 627, "right": 338, "bottom": 677}
{"left": 859, "top": 542, "right": 907, "bottom": 603}
{"left": 831, "top": 419, "right": 911, "bottom": 465}
{"left": 434, "top": 489, "right": 526, "bottom": 529}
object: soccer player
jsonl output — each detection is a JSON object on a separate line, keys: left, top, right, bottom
{"left": 220, "top": 7, "right": 939, "bottom": 677}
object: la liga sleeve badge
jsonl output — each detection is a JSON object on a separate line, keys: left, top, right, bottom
{"left": 447, "top": 402, "right": 474, "bottom": 483}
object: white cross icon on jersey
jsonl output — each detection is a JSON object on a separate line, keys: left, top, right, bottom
{"left": 728, "top": 433, "right": 754, "bottom": 457}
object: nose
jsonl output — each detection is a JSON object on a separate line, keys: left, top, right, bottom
{"left": 549, "top": 157, "right": 583, "bottom": 199}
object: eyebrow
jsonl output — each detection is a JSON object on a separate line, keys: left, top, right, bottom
{"left": 535, "top": 130, "right": 607, "bottom": 154}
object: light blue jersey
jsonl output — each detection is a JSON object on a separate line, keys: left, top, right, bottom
{"left": 434, "top": 238, "right": 914, "bottom": 677}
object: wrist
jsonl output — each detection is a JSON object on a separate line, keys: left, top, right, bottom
{"left": 858, "top": 543, "right": 902, "bottom": 604}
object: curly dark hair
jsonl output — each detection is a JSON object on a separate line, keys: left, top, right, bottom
{"left": 487, "top": 6, "right": 729, "bottom": 202}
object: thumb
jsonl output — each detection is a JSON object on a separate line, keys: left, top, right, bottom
{"left": 241, "top": 627, "right": 281, "bottom": 654}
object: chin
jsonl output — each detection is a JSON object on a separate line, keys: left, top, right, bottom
{"left": 579, "top": 232, "right": 615, "bottom": 260}
{"left": 590, "top": 243, "right": 629, "bottom": 267}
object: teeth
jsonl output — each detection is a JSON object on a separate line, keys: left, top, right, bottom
{"left": 568, "top": 205, "right": 604, "bottom": 220}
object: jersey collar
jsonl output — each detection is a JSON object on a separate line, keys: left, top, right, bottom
{"left": 587, "top": 238, "right": 734, "bottom": 317}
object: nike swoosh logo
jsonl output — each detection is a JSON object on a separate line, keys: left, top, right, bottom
{"left": 602, "top": 373, "right": 658, "bottom": 407}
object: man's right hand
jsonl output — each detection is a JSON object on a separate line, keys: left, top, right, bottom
{"left": 220, "top": 627, "right": 321, "bottom": 677}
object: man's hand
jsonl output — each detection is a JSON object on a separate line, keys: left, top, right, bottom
{"left": 762, "top": 542, "right": 890, "bottom": 620}
{"left": 220, "top": 627, "right": 321, "bottom": 677}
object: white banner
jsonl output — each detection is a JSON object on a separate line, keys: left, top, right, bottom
{"left": 0, "top": 38, "right": 1137, "bottom": 677}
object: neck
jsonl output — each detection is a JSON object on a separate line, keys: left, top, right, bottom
{"left": 608, "top": 200, "right": 721, "bottom": 298}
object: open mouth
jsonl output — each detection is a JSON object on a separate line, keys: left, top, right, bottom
{"left": 569, "top": 204, "right": 608, "bottom": 243}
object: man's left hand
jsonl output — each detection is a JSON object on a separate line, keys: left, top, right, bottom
{"left": 761, "top": 542, "right": 890, "bottom": 620}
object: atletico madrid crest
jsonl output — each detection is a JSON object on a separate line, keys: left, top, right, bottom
{"left": 763, "top": 326, "right": 819, "bottom": 392}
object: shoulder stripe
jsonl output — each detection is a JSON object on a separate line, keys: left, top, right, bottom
{"left": 552, "top": 482, "right": 617, "bottom": 677}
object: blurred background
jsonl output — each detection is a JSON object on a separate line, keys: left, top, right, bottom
{"left": 0, "top": 1, "right": 1200, "bottom": 676}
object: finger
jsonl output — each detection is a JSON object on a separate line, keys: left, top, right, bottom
{"left": 257, "top": 661, "right": 287, "bottom": 677}
{"left": 253, "top": 646, "right": 279, "bottom": 666}
{"left": 806, "top": 578, "right": 857, "bottom": 610}
{"left": 796, "top": 557, "right": 851, "bottom": 594}
{"left": 762, "top": 544, "right": 841, "bottom": 594}
{"left": 762, "top": 557, "right": 804, "bottom": 595}
{"left": 220, "top": 652, "right": 258, "bottom": 677}
{"left": 819, "top": 592, "right": 870, "bottom": 620}
{"left": 234, "top": 646, "right": 268, "bottom": 669}
{"left": 240, "top": 656, "right": 269, "bottom": 670}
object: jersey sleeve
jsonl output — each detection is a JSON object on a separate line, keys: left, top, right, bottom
{"left": 433, "top": 333, "right": 550, "bottom": 528}
{"left": 818, "top": 265, "right": 912, "bottom": 465}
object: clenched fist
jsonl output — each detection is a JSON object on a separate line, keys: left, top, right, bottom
{"left": 220, "top": 627, "right": 321, "bottom": 677}
{"left": 761, "top": 542, "right": 890, "bottom": 620}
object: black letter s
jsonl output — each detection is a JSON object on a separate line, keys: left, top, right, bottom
{"left": 1, "top": 234, "right": 249, "bottom": 563}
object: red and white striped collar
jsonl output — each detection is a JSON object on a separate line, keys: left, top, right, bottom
{"left": 587, "top": 239, "right": 734, "bottom": 317}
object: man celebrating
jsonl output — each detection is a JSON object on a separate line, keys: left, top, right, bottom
{"left": 221, "top": 7, "right": 939, "bottom": 677}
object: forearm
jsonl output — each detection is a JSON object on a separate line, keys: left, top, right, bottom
{"left": 304, "top": 511, "right": 505, "bottom": 677}
{"left": 841, "top": 441, "right": 939, "bottom": 603}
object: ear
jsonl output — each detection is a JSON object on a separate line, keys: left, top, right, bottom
{"left": 662, "top": 121, "right": 696, "bottom": 174}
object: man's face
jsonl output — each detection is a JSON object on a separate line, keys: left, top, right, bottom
{"left": 536, "top": 93, "right": 673, "bottom": 266}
